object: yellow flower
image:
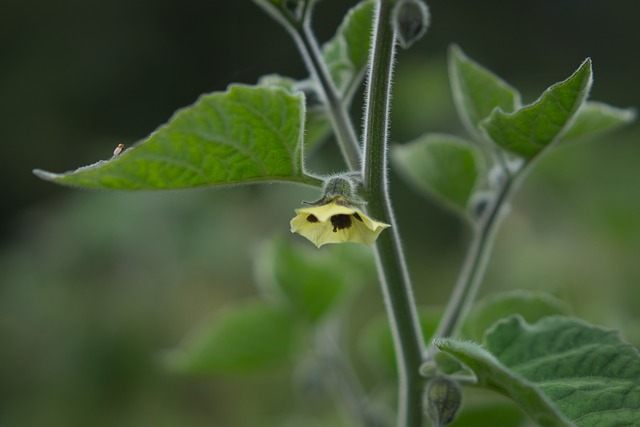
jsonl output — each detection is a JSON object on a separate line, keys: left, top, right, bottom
{"left": 290, "top": 197, "right": 390, "bottom": 248}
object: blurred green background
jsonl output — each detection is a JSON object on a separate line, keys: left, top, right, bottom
{"left": 2, "top": 0, "right": 639, "bottom": 426}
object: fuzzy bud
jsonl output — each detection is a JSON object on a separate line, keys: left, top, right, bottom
{"left": 393, "top": 0, "right": 430, "bottom": 49}
{"left": 323, "top": 176, "right": 356, "bottom": 199}
{"left": 304, "top": 174, "right": 364, "bottom": 206}
{"left": 423, "top": 375, "right": 462, "bottom": 426}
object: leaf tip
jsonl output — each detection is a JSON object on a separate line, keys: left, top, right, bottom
{"left": 448, "top": 44, "right": 466, "bottom": 70}
{"left": 448, "top": 43, "right": 463, "bottom": 57}
{"left": 32, "top": 168, "right": 59, "bottom": 182}
{"left": 579, "top": 57, "right": 594, "bottom": 84}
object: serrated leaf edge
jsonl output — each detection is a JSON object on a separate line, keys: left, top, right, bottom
{"left": 34, "top": 84, "right": 324, "bottom": 189}
{"left": 435, "top": 334, "right": 576, "bottom": 427}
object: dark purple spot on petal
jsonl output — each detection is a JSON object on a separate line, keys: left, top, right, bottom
{"left": 307, "top": 214, "right": 319, "bottom": 223}
{"left": 331, "top": 214, "right": 352, "bottom": 232}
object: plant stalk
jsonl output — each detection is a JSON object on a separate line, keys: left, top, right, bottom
{"left": 362, "top": 1, "right": 425, "bottom": 426}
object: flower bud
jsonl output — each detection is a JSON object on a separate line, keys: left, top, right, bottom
{"left": 322, "top": 175, "right": 357, "bottom": 200}
{"left": 393, "top": 0, "right": 430, "bottom": 49}
{"left": 423, "top": 375, "right": 462, "bottom": 426}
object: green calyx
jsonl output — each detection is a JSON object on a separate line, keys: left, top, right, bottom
{"left": 423, "top": 375, "right": 462, "bottom": 426}
{"left": 305, "top": 174, "right": 365, "bottom": 206}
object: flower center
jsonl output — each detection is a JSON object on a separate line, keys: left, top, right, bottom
{"left": 330, "top": 214, "right": 352, "bottom": 232}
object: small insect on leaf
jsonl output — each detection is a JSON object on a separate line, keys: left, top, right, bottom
{"left": 113, "top": 144, "right": 125, "bottom": 157}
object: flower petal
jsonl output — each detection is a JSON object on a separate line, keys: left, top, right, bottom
{"left": 290, "top": 198, "right": 390, "bottom": 248}
{"left": 295, "top": 203, "right": 358, "bottom": 223}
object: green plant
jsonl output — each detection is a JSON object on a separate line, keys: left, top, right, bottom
{"left": 33, "top": 0, "right": 638, "bottom": 426}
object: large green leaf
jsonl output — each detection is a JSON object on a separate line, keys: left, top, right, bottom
{"left": 450, "top": 401, "right": 526, "bottom": 427}
{"left": 482, "top": 59, "right": 593, "bottom": 161}
{"left": 392, "top": 133, "right": 484, "bottom": 218}
{"left": 438, "top": 316, "right": 640, "bottom": 426}
{"left": 255, "top": 237, "right": 373, "bottom": 323}
{"left": 257, "top": 74, "right": 334, "bottom": 152}
{"left": 165, "top": 301, "right": 298, "bottom": 375}
{"left": 436, "top": 338, "right": 574, "bottom": 427}
{"left": 561, "top": 101, "right": 636, "bottom": 143}
{"left": 34, "top": 85, "right": 321, "bottom": 190}
{"left": 448, "top": 45, "right": 521, "bottom": 140}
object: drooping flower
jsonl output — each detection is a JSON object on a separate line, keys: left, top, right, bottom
{"left": 290, "top": 196, "right": 390, "bottom": 248}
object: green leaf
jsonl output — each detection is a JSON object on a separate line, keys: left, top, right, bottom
{"left": 448, "top": 45, "right": 521, "bottom": 139}
{"left": 257, "top": 73, "right": 297, "bottom": 92}
{"left": 256, "top": 237, "right": 372, "bottom": 323}
{"left": 258, "top": 74, "right": 333, "bottom": 152}
{"left": 561, "top": 101, "right": 636, "bottom": 143}
{"left": 338, "top": 0, "right": 375, "bottom": 72}
{"left": 392, "top": 133, "right": 484, "bottom": 217}
{"left": 322, "top": 0, "right": 375, "bottom": 95}
{"left": 450, "top": 401, "right": 526, "bottom": 427}
{"left": 462, "top": 290, "right": 569, "bottom": 342}
{"left": 488, "top": 316, "right": 640, "bottom": 426}
{"left": 482, "top": 59, "right": 593, "bottom": 161}
{"left": 165, "top": 301, "right": 298, "bottom": 375}
{"left": 436, "top": 337, "right": 574, "bottom": 427}
{"left": 439, "top": 316, "right": 640, "bottom": 426}
{"left": 34, "top": 85, "right": 321, "bottom": 190}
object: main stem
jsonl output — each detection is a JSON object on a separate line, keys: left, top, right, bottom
{"left": 362, "top": 2, "right": 425, "bottom": 426}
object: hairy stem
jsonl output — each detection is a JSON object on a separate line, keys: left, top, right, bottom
{"left": 362, "top": 1, "right": 425, "bottom": 426}
{"left": 427, "top": 172, "right": 519, "bottom": 355}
